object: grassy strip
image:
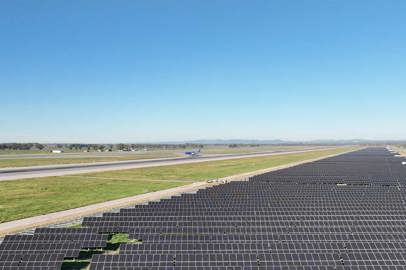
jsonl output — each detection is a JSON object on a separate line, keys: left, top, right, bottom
{"left": 198, "top": 145, "right": 314, "bottom": 154}
{"left": 0, "top": 147, "right": 356, "bottom": 223}
{"left": 0, "top": 179, "right": 190, "bottom": 222}
{"left": 0, "top": 153, "right": 179, "bottom": 168}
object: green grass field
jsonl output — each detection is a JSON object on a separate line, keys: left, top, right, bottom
{"left": 199, "top": 145, "right": 316, "bottom": 154}
{"left": 0, "top": 147, "right": 357, "bottom": 223}
{"left": 0, "top": 152, "right": 180, "bottom": 168}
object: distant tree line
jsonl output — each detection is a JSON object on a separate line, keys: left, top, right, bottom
{"left": 0, "top": 143, "right": 44, "bottom": 150}
{"left": 0, "top": 143, "right": 205, "bottom": 152}
{"left": 228, "top": 144, "right": 261, "bottom": 148}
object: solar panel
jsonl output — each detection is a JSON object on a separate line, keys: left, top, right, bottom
{"left": 0, "top": 253, "right": 65, "bottom": 269}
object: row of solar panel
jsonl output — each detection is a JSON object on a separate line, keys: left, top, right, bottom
{"left": 88, "top": 252, "right": 406, "bottom": 266}
{"left": 135, "top": 233, "right": 406, "bottom": 242}
{"left": 119, "top": 242, "right": 406, "bottom": 253}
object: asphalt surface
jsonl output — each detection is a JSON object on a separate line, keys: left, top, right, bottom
{"left": 0, "top": 148, "right": 331, "bottom": 181}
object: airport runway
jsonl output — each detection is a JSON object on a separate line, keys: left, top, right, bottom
{"left": 0, "top": 148, "right": 333, "bottom": 181}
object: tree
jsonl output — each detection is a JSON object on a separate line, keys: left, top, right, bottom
{"left": 35, "top": 143, "right": 45, "bottom": 150}
{"left": 117, "top": 144, "right": 126, "bottom": 150}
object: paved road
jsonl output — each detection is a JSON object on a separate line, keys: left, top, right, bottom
{"left": 0, "top": 148, "right": 334, "bottom": 181}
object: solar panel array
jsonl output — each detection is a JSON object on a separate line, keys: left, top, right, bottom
{"left": 0, "top": 227, "right": 108, "bottom": 269}
{"left": 1, "top": 147, "right": 406, "bottom": 269}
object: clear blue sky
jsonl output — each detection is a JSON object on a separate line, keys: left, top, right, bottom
{"left": 1, "top": 0, "right": 406, "bottom": 143}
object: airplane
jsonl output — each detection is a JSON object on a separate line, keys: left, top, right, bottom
{"left": 184, "top": 148, "right": 201, "bottom": 157}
